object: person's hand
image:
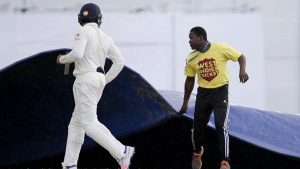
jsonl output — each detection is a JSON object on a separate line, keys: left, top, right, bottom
{"left": 56, "top": 54, "right": 63, "bottom": 64}
{"left": 239, "top": 71, "right": 249, "bottom": 83}
{"left": 178, "top": 104, "right": 188, "bottom": 115}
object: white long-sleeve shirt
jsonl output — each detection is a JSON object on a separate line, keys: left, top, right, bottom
{"left": 59, "top": 23, "right": 125, "bottom": 83}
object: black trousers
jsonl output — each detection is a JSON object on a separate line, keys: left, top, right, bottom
{"left": 192, "top": 84, "right": 230, "bottom": 161}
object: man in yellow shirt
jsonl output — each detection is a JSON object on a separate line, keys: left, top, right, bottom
{"left": 179, "top": 26, "right": 249, "bottom": 169}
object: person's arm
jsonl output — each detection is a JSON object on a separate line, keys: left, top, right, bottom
{"left": 179, "top": 76, "right": 195, "bottom": 114}
{"left": 105, "top": 40, "right": 125, "bottom": 84}
{"left": 57, "top": 29, "right": 87, "bottom": 64}
{"left": 238, "top": 54, "right": 249, "bottom": 83}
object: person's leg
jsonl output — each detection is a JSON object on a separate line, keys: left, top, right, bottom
{"left": 77, "top": 74, "right": 126, "bottom": 160}
{"left": 193, "top": 88, "right": 213, "bottom": 153}
{"left": 62, "top": 83, "right": 85, "bottom": 168}
{"left": 212, "top": 85, "right": 230, "bottom": 162}
{"left": 62, "top": 115, "right": 85, "bottom": 168}
{"left": 192, "top": 88, "right": 213, "bottom": 169}
{"left": 84, "top": 118, "right": 126, "bottom": 160}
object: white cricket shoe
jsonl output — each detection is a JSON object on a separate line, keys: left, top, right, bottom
{"left": 119, "top": 146, "right": 135, "bottom": 169}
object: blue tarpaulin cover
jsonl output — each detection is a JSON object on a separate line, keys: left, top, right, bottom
{"left": 0, "top": 49, "right": 299, "bottom": 168}
{"left": 160, "top": 90, "right": 300, "bottom": 159}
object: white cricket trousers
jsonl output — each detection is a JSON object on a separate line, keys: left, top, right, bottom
{"left": 62, "top": 72, "right": 125, "bottom": 167}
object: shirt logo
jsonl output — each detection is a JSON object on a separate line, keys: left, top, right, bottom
{"left": 75, "top": 33, "right": 80, "bottom": 40}
{"left": 198, "top": 58, "right": 219, "bottom": 82}
{"left": 83, "top": 10, "right": 89, "bottom": 16}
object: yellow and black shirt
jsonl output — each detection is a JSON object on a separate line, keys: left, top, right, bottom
{"left": 185, "top": 42, "right": 241, "bottom": 89}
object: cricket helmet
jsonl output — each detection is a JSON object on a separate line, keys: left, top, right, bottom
{"left": 78, "top": 3, "right": 102, "bottom": 26}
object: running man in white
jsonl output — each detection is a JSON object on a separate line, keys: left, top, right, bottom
{"left": 56, "top": 3, "right": 134, "bottom": 169}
